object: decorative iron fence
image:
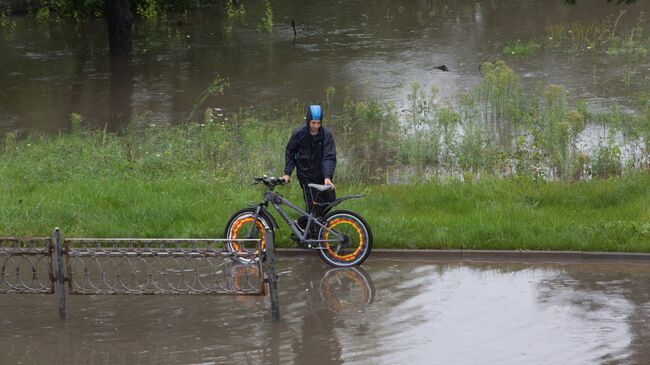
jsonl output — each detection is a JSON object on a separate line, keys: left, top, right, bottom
{"left": 0, "top": 228, "right": 280, "bottom": 321}
{"left": 0, "top": 237, "right": 54, "bottom": 294}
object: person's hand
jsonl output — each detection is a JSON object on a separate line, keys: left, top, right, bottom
{"left": 324, "top": 178, "right": 334, "bottom": 188}
{"left": 281, "top": 175, "right": 290, "bottom": 184}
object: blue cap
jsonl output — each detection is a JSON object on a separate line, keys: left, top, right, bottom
{"left": 306, "top": 105, "right": 323, "bottom": 121}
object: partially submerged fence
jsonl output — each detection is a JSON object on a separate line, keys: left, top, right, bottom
{"left": 1, "top": 228, "right": 279, "bottom": 321}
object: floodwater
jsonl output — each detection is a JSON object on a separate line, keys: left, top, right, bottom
{"left": 1, "top": 0, "right": 649, "bottom": 134}
{"left": 2, "top": 256, "right": 650, "bottom": 364}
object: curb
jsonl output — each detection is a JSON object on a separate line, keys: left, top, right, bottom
{"left": 275, "top": 248, "right": 650, "bottom": 262}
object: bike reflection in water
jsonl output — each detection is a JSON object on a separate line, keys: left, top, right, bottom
{"left": 226, "top": 260, "right": 376, "bottom": 364}
{"left": 291, "top": 264, "right": 375, "bottom": 365}
{"left": 227, "top": 262, "right": 375, "bottom": 315}
{"left": 319, "top": 266, "right": 375, "bottom": 314}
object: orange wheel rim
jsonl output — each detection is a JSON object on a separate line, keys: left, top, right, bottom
{"left": 322, "top": 270, "right": 371, "bottom": 312}
{"left": 230, "top": 217, "right": 266, "bottom": 251}
{"left": 323, "top": 218, "right": 365, "bottom": 261}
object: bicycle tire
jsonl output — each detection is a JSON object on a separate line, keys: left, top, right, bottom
{"left": 317, "top": 210, "right": 373, "bottom": 267}
{"left": 224, "top": 208, "right": 274, "bottom": 254}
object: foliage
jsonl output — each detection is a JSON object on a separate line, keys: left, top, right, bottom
{"left": 591, "top": 143, "right": 622, "bottom": 178}
{"left": 335, "top": 98, "right": 398, "bottom": 183}
{"left": 26, "top": 0, "right": 223, "bottom": 22}
{"left": 136, "top": 0, "right": 163, "bottom": 22}
{"left": 326, "top": 86, "right": 336, "bottom": 111}
{"left": 0, "top": 5, "right": 17, "bottom": 39}
{"left": 544, "top": 11, "right": 649, "bottom": 56}
{"left": 256, "top": 0, "right": 273, "bottom": 33}
{"left": 386, "top": 61, "right": 643, "bottom": 181}
{"left": 225, "top": 0, "right": 246, "bottom": 20}
{"left": 477, "top": 60, "right": 522, "bottom": 129}
{"left": 187, "top": 75, "right": 230, "bottom": 122}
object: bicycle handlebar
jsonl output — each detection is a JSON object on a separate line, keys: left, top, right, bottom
{"left": 253, "top": 175, "right": 287, "bottom": 188}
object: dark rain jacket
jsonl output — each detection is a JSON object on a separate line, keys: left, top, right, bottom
{"left": 283, "top": 125, "right": 336, "bottom": 184}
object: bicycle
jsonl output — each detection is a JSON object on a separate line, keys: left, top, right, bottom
{"left": 224, "top": 176, "right": 373, "bottom": 267}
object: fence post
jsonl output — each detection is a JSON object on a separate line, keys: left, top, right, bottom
{"left": 53, "top": 227, "right": 67, "bottom": 320}
{"left": 265, "top": 230, "right": 280, "bottom": 322}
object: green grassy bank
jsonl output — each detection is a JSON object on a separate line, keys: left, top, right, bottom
{"left": 2, "top": 58, "right": 649, "bottom": 251}
{"left": 2, "top": 173, "right": 650, "bottom": 252}
{"left": 2, "top": 132, "right": 649, "bottom": 251}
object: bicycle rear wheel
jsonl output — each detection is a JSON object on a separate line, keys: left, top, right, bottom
{"left": 317, "top": 210, "right": 372, "bottom": 267}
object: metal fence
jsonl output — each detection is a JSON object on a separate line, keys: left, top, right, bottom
{"left": 1, "top": 228, "right": 279, "bottom": 321}
{"left": 0, "top": 237, "right": 54, "bottom": 294}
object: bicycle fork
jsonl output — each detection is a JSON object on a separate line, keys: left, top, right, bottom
{"left": 245, "top": 205, "right": 264, "bottom": 240}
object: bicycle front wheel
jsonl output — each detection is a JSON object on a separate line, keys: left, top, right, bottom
{"left": 317, "top": 210, "right": 373, "bottom": 267}
{"left": 224, "top": 208, "right": 274, "bottom": 254}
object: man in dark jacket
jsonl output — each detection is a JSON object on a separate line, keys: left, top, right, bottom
{"left": 281, "top": 105, "right": 336, "bottom": 218}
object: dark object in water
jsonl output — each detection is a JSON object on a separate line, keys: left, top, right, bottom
{"left": 292, "top": 19, "right": 297, "bottom": 36}
{"left": 434, "top": 65, "right": 449, "bottom": 72}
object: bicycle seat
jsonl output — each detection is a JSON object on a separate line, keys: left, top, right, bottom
{"left": 307, "top": 183, "right": 333, "bottom": 192}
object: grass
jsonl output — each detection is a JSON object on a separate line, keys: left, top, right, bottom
{"left": 1, "top": 122, "right": 649, "bottom": 251}
{"left": 502, "top": 40, "right": 541, "bottom": 56}
{"left": 542, "top": 11, "right": 649, "bottom": 54}
{"left": 361, "top": 175, "right": 650, "bottom": 251}
{"left": 2, "top": 157, "right": 650, "bottom": 251}
{"left": 398, "top": 62, "right": 650, "bottom": 181}
{"left": 503, "top": 12, "right": 649, "bottom": 90}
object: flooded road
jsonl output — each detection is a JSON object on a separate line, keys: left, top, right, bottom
{"left": 2, "top": 256, "right": 650, "bottom": 364}
{"left": 1, "top": 0, "right": 649, "bottom": 133}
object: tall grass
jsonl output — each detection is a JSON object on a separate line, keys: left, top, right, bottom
{"left": 1, "top": 61, "right": 650, "bottom": 247}
{"left": 544, "top": 11, "right": 648, "bottom": 57}
{"left": 504, "top": 12, "right": 650, "bottom": 89}
{"left": 3, "top": 61, "right": 648, "bottom": 187}
{"left": 390, "top": 61, "right": 650, "bottom": 181}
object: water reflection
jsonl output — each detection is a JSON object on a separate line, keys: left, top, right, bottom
{"left": 319, "top": 267, "right": 375, "bottom": 314}
{"left": 537, "top": 264, "right": 650, "bottom": 364}
{"left": 368, "top": 262, "right": 633, "bottom": 364}
{"left": 108, "top": 54, "right": 134, "bottom": 132}
{"left": 1, "top": 0, "right": 649, "bottom": 133}
{"left": 1, "top": 258, "right": 650, "bottom": 364}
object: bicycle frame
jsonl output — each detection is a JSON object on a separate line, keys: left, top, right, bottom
{"left": 246, "top": 189, "right": 345, "bottom": 249}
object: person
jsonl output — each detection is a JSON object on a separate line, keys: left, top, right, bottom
{"left": 281, "top": 105, "right": 336, "bottom": 221}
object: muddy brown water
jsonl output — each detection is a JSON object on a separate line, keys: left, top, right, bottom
{"left": 1, "top": 0, "right": 649, "bottom": 134}
{"left": 1, "top": 256, "right": 650, "bottom": 364}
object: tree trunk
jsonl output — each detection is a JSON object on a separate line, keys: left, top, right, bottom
{"left": 106, "top": 0, "right": 133, "bottom": 56}
{"left": 106, "top": 0, "right": 134, "bottom": 130}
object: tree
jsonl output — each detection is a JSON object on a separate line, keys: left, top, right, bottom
{"left": 106, "top": 0, "right": 133, "bottom": 57}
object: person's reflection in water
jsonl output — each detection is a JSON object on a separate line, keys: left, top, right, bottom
{"left": 293, "top": 265, "right": 375, "bottom": 365}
